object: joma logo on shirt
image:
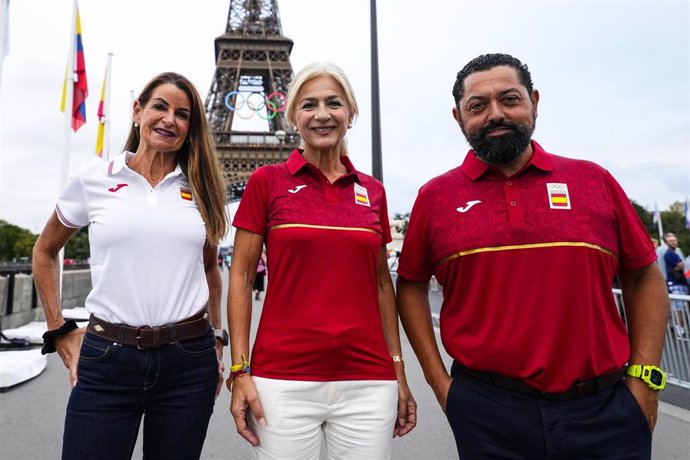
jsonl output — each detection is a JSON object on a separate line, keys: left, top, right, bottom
{"left": 108, "top": 183, "right": 128, "bottom": 192}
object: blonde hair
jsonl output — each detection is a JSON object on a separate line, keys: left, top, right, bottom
{"left": 286, "top": 62, "right": 359, "bottom": 154}
{"left": 124, "top": 72, "right": 228, "bottom": 244}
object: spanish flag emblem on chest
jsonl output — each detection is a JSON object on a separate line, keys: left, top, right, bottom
{"left": 354, "top": 183, "right": 371, "bottom": 207}
{"left": 546, "top": 183, "right": 571, "bottom": 210}
{"left": 180, "top": 186, "right": 193, "bottom": 201}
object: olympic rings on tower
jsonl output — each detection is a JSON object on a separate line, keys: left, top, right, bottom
{"left": 224, "top": 91, "right": 287, "bottom": 120}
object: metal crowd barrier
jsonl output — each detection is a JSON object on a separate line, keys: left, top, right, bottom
{"left": 391, "top": 272, "right": 690, "bottom": 389}
{"left": 613, "top": 288, "right": 690, "bottom": 389}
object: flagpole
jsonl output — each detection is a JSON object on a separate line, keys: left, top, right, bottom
{"left": 58, "top": 0, "right": 78, "bottom": 296}
{"left": 0, "top": 0, "right": 9, "bottom": 219}
{"left": 0, "top": 0, "right": 8, "bottom": 98}
{"left": 654, "top": 202, "right": 664, "bottom": 243}
{"left": 61, "top": 0, "right": 77, "bottom": 192}
{"left": 104, "top": 53, "right": 112, "bottom": 162}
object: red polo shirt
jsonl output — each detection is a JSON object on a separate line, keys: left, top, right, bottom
{"left": 234, "top": 150, "right": 395, "bottom": 381}
{"left": 397, "top": 141, "right": 655, "bottom": 392}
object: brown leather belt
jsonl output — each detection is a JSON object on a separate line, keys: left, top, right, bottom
{"left": 452, "top": 362, "right": 627, "bottom": 400}
{"left": 87, "top": 309, "right": 210, "bottom": 349}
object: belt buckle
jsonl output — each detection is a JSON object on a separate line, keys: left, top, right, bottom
{"left": 136, "top": 326, "right": 149, "bottom": 350}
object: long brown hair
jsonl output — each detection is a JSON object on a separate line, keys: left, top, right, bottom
{"left": 124, "top": 72, "right": 227, "bottom": 244}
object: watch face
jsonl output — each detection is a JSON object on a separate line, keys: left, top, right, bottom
{"left": 649, "top": 369, "right": 663, "bottom": 386}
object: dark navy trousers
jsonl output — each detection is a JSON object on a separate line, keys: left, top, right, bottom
{"left": 446, "top": 364, "right": 652, "bottom": 459}
{"left": 62, "top": 331, "right": 218, "bottom": 460}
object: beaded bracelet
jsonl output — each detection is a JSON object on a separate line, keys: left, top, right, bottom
{"left": 41, "top": 320, "right": 78, "bottom": 355}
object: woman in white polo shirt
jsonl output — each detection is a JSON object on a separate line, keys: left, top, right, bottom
{"left": 33, "top": 72, "right": 228, "bottom": 459}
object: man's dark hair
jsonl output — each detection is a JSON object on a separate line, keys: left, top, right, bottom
{"left": 452, "top": 54, "right": 534, "bottom": 107}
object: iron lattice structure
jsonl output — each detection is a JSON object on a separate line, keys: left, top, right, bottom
{"left": 205, "top": 0, "right": 300, "bottom": 200}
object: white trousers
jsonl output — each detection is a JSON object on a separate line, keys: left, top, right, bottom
{"left": 250, "top": 377, "right": 398, "bottom": 460}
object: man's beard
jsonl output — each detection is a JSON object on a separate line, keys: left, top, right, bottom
{"left": 465, "top": 118, "right": 535, "bottom": 165}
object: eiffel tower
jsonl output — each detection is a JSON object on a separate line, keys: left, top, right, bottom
{"left": 204, "top": 0, "right": 300, "bottom": 200}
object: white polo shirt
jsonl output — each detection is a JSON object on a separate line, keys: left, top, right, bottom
{"left": 56, "top": 151, "right": 209, "bottom": 327}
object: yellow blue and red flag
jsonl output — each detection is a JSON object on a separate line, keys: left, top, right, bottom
{"left": 60, "top": 4, "right": 88, "bottom": 132}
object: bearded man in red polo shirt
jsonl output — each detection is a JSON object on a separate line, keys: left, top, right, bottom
{"left": 396, "top": 53, "right": 669, "bottom": 459}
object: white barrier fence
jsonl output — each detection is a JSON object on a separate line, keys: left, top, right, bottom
{"left": 613, "top": 289, "right": 690, "bottom": 389}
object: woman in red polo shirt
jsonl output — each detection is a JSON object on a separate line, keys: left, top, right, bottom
{"left": 227, "top": 62, "right": 416, "bottom": 458}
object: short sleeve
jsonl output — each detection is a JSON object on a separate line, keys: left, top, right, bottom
{"left": 233, "top": 167, "right": 270, "bottom": 236}
{"left": 605, "top": 171, "right": 656, "bottom": 270}
{"left": 396, "top": 189, "right": 433, "bottom": 282}
{"left": 378, "top": 188, "right": 392, "bottom": 245}
{"left": 55, "top": 167, "right": 88, "bottom": 228}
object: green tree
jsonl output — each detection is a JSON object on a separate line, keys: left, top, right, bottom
{"left": 0, "top": 220, "right": 37, "bottom": 260}
{"left": 13, "top": 232, "right": 38, "bottom": 257}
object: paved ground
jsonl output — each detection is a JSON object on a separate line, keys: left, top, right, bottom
{"left": 2, "top": 272, "right": 689, "bottom": 459}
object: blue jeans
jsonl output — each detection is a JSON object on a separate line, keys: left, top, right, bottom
{"left": 446, "top": 364, "right": 652, "bottom": 459}
{"left": 62, "top": 331, "right": 218, "bottom": 459}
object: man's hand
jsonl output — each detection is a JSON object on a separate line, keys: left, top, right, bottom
{"left": 215, "top": 342, "right": 224, "bottom": 398}
{"left": 625, "top": 377, "right": 659, "bottom": 432}
{"left": 432, "top": 375, "right": 453, "bottom": 414}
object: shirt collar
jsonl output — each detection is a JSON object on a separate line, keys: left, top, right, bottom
{"left": 107, "top": 151, "right": 184, "bottom": 180}
{"left": 460, "top": 140, "right": 553, "bottom": 181}
{"left": 286, "top": 149, "right": 361, "bottom": 182}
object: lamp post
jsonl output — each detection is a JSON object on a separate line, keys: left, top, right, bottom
{"left": 370, "top": 0, "right": 383, "bottom": 182}
{"left": 275, "top": 129, "right": 286, "bottom": 157}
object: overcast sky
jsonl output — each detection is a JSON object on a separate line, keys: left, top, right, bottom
{"left": 0, "top": 0, "right": 688, "bottom": 234}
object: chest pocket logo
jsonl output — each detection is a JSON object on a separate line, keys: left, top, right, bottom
{"left": 547, "top": 183, "right": 571, "bottom": 210}
{"left": 354, "top": 183, "right": 371, "bottom": 207}
{"left": 288, "top": 185, "right": 307, "bottom": 194}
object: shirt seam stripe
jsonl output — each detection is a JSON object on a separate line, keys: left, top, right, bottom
{"left": 436, "top": 242, "right": 618, "bottom": 266}
{"left": 270, "top": 223, "right": 380, "bottom": 235}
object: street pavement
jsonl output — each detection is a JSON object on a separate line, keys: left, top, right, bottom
{"left": 2, "top": 271, "right": 689, "bottom": 459}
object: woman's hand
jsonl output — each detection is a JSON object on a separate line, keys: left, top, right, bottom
{"left": 54, "top": 326, "right": 86, "bottom": 387}
{"left": 229, "top": 375, "right": 266, "bottom": 446}
{"left": 394, "top": 376, "right": 417, "bottom": 437}
{"left": 215, "top": 343, "right": 225, "bottom": 398}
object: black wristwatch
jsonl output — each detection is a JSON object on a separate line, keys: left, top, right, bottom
{"left": 214, "top": 328, "right": 229, "bottom": 346}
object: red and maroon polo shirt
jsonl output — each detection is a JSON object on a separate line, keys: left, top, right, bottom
{"left": 233, "top": 149, "right": 395, "bottom": 381}
{"left": 397, "top": 141, "right": 656, "bottom": 392}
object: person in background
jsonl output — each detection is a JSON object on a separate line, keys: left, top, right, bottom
{"left": 657, "top": 232, "right": 684, "bottom": 281}
{"left": 33, "top": 72, "right": 229, "bottom": 459}
{"left": 227, "top": 62, "right": 416, "bottom": 459}
{"left": 663, "top": 232, "right": 688, "bottom": 338}
{"left": 396, "top": 53, "right": 669, "bottom": 459}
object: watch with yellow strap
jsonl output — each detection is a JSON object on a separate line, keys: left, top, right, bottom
{"left": 626, "top": 364, "right": 666, "bottom": 391}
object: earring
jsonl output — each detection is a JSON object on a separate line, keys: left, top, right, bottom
{"left": 348, "top": 123, "right": 352, "bottom": 129}
{"left": 134, "top": 122, "right": 139, "bottom": 128}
